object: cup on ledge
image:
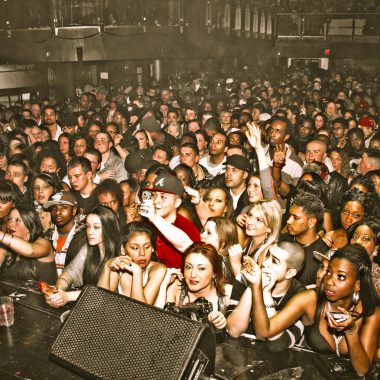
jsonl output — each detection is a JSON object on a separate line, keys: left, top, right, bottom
{"left": 0, "top": 296, "right": 14, "bottom": 327}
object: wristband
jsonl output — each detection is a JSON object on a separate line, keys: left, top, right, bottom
{"left": 265, "top": 304, "right": 276, "bottom": 309}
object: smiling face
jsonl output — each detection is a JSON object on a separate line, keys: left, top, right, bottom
{"left": 86, "top": 214, "right": 103, "bottom": 246}
{"left": 184, "top": 253, "right": 214, "bottom": 294}
{"left": 323, "top": 258, "right": 359, "bottom": 303}
{"left": 245, "top": 207, "right": 270, "bottom": 239}
{"left": 124, "top": 232, "right": 153, "bottom": 269}
{"left": 247, "top": 176, "right": 263, "bottom": 203}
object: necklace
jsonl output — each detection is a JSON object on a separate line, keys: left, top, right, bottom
{"left": 327, "top": 301, "right": 354, "bottom": 357}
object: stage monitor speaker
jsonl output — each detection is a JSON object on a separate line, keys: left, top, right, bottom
{"left": 50, "top": 285, "right": 216, "bottom": 380}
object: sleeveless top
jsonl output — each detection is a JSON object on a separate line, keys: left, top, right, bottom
{"left": 117, "top": 261, "right": 154, "bottom": 295}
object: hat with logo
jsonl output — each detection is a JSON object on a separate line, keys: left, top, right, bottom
{"left": 43, "top": 191, "right": 77, "bottom": 209}
{"left": 224, "top": 154, "right": 251, "bottom": 173}
{"left": 359, "top": 116, "right": 375, "bottom": 128}
{"left": 146, "top": 174, "right": 184, "bottom": 197}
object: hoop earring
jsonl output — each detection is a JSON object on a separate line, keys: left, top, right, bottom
{"left": 352, "top": 291, "right": 360, "bottom": 305}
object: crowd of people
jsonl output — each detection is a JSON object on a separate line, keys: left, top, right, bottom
{"left": 0, "top": 62, "right": 379, "bottom": 376}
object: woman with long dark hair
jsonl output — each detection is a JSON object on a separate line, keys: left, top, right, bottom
{"left": 45, "top": 205, "right": 120, "bottom": 307}
{"left": 98, "top": 221, "right": 166, "bottom": 304}
{"left": 246, "top": 244, "right": 380, "bottom": 377}
{"left": 31, "top": 172, "right": 62, "bottom": 232}
{"left": 0, "top": 205, "right": 56, "bottom": 283}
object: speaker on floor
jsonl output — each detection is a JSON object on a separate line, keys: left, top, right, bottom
{"left": 50, "top": 285, "right": 216, "bottom": 380}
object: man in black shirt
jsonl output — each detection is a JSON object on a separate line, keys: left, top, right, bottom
{"left": 282, "top": 193, "right": 329, "bottom": 286}
{"left": 67, "top": 157, "right": 98, "bottom": 214}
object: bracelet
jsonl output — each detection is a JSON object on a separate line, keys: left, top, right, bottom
{"left": 59, "top": 277, "right": 71, "bottom": 287}
{"left": 345, "top": 322, "right": 359, "bottom": 335}
{"left": 265, "top": 304, "right": 276, "bottom": 309}
{"left": 0, "top": 232, "right": 5, "bottom": 243}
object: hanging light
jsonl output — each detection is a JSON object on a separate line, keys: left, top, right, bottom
{"left": 244, "top": 4, "right": 251, "bottom": 37}
{"left": 234, "top": 0, "right": 241, "bottom": 36}
{"left": 252, "top": 8, "right": 259, "bottom": 38}
{"left": 223, "top": 1, "right": 231, "bottom": 35}
{"left": 206, "top": 0, "right": 212, "bottom": 33}
{"left": 259, "top": 10, "right": 266, "bottom": 38}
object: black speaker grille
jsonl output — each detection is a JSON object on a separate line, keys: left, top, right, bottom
{"left": 51, "top": 286, "right": 208, "bottom": 380}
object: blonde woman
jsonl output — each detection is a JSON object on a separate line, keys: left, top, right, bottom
{"left": 237, "top": 199, "right": 282, "bottom": 268}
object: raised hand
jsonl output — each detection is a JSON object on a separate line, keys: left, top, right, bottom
{"left": 236, "top": 213, "right": 248, "bottom": 228}
{"left": 273, "top": 144, "right": 287, "bottom": 166}
{"left": 162, "top": 268, "right": 183, "bottom": 288}
{"left": 184, "top": 186, "right": 201, "bottom": 205}
{"left": 241, "top": 256, "right": 262, "bottom": 285}
{"left": 139, "top": 198, "right": 155, "bottom": 221}
{"left": 245, "top": 122, "right": 262, "bottom": 149}
{"left": 261, "top": 267, "right": 276, "bottom": 294}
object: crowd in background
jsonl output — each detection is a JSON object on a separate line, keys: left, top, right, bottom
{"left": 0, "top": 61, "right": 379, "bottom": 376}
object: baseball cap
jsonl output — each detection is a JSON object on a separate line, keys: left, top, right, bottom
{"left": 259, "top": 113, "right": 272, "bottom": 122}
{"left": 313, "top": 248, "right": 337, "bottom": 262}
{"left": 224, "top": 154, "right": 251, "bottom": 172}
{"left": 146, "top": 174, "right": 184, "bottom": 197}
{"left": 124, "top": 151, "right": 153, "bottom": 174}
{"left": 359, "top": 116, "right": 375, "bottom": 128}
{"left": 357, "top": 100, "right": 369, "bottom": 109}
{"left": 43, "top": 191, "right": 77, "bottom": 209}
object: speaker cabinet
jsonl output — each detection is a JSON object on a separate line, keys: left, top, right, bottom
{"left": 50, "top": 285, "right": 216, "bottom": 380}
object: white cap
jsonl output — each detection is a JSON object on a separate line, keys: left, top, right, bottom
{"left": 259, "top": 113, "right": 271, "bottom": 122}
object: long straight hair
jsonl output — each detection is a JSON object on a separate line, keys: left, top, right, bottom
{"left": 82, "top": 205, "right": 120, "bottom": 285}
{"left": 246, "top": 199, "right": 282, "bottom": 263}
